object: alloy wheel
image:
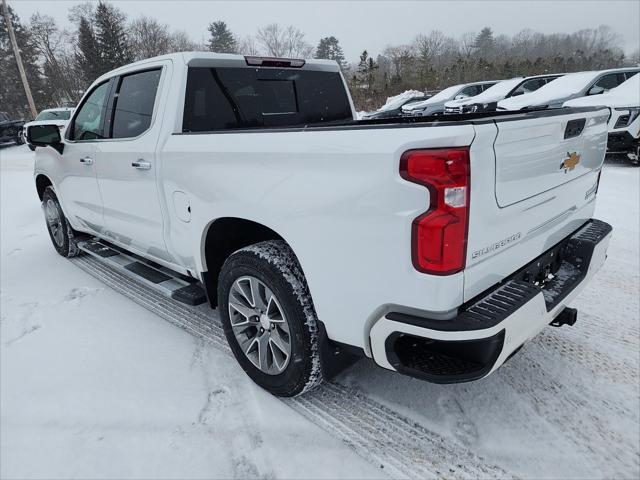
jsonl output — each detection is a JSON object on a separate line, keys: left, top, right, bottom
{"left": 228, "top": 275, "right": 292, "bottom": 375}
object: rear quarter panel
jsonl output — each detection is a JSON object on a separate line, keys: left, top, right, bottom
{"left": 160, "top": 124, "right": 476, "bottom": 349}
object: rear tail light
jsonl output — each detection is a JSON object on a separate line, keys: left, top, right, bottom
{"left": 400, "top": 148, "right": 470, "bottom": 275}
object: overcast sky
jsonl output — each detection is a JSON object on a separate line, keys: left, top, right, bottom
{"left": 10, "top": 0, "right": 640, "bottom": 62}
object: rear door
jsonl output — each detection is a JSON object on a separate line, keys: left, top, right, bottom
{"left": 94, "top": 63, "right": 171, "bottom": 262}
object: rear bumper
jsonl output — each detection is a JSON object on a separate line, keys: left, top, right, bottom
{"left": 369, "top": 219, "right": 612, "bottom": 384}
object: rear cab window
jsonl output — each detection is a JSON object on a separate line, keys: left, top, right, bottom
{"left": 182, "top": 67, "right": 353, "bottom": 132}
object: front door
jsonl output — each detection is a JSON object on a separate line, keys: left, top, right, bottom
{"left": 57, "top": 79, "right": 113, "bottom": 233}
{"left": 94, "top": 66, "right": 171, "bottom": 263}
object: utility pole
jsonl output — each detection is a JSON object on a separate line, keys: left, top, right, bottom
{"left": 2, "top": 0, "right": 37, "bottom": 117}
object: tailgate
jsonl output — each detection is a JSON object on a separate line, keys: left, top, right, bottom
{"left": 463, "top": 107, "right": 609, "bottom": 302}
{"left": 494, "top": 109, "right": 609, "bottom": 207}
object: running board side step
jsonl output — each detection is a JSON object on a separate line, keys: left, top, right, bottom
{"left": 77, "top": 239, "right": 207, "bottom": 306}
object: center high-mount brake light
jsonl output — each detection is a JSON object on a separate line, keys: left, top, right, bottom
{"left": 400, "top": 148, "right": 470, "bottom": 275}
{"left": 244, "top": 56, "right": 306, "bottom": 68}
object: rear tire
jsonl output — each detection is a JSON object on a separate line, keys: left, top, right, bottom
{"left": 42, "top": 186, "right": 83, "bottom": 258}
{"left": 218, "top": 240, "right": 323, "bottom": 397}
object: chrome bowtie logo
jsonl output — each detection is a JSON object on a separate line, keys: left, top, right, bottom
{"left": 560, "top": 152, "right": 581, "bottom": 172}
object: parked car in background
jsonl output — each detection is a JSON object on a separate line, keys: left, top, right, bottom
{"left": 362, "top": 90, "right": 430, "bottom": 119}
{"left": 444, "top": 74, "right": 562, "bottom": 114}
{"left": 0, "top": 111, "right": 26, "bottom": 146}
{"left": 401, "top": 81, "right": 498, "bottom": 116}
{"left": 564, "top": 75, "right": 640, "bottom": 164}
{"left": 23, "top": 108, "right": 75, "bottom": 151}
{"left": 498, "top": 67, "right": 639, "bottom": 111}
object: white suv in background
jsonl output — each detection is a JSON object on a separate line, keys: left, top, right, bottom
{"left": 564, "top": 74, "right": 640, "bottom": 164}
{"left": 23, "top": 108, "right": 75, "bottom": 151}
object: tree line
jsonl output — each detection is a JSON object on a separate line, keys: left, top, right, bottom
{"left": 1, "top": 1, "right": 638, "bottom": 117}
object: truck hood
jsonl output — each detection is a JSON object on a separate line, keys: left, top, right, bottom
{"left": 24, "top": 119, "right": 70, "bottom": 129}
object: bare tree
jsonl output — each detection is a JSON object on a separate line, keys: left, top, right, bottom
{"left": 383, "top": 44, "right": 416, "bottom": 84}
{"left": 67, "top": 2, "right": 94, "bottom": 25}
{"left": 238, "top": 35, "right": 260, "bottom": 55}
{"left": 29, "top": 13, "right": 79, "bottom": 104}
{"left": 256, "top": 23, "right": 313, "bottom": 58}
{"left": 168, "top": 30, "right": 200, "bottom": 52}
{"left": 129, "top": 15, "right": 171, "bottom": 60}
{"left": 459, "top": 31, "right": 476, "bottom": 57}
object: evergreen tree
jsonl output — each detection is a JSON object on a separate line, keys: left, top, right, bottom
{"left": 314, "top": 36, "right": 347, "bottom": 69}
{"left": 474, "top": 27, "right": 495, "bottom": 58}
{"left": 94, "top": 1, "right": 133, "bottom": 74}
{"left": 75, "top": 15, "right": 100, "bottom": 85}
{"left": 207, "top": 21, "right": 237, "bottom": 53}
{"left": 356, "top": 50, "right": 370, "bottom": 85}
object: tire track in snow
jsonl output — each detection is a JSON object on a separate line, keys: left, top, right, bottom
{"left": 535, "top": 328, "right": 638, "bottom": 384}
{"left": 498, "top": 345, "right": 639, "bottom": 477}
{"left": 70, "top": 255, "right": 511, "bottom": 480}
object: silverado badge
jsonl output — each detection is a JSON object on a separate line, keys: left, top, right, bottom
{"left": 560, "top": 152, "right": 581, "bottom": 172}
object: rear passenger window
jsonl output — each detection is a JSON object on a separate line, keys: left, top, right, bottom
{"left": 112, "top": 69, "right": 161, "bottom": 139}
{"left": 182, "top": 67, "right": 353, "bottom": 132}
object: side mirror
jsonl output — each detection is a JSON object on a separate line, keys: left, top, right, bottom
{"left": 454, "top": 94, "right": 469, "bottom": 100}
{"left": 588, "top": 86, "right": 605, "bottom": 96}
{"left": 27, "top": 124, "right": 64, "bottom": 154}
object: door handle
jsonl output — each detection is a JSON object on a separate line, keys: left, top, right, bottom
{"left": 131, "top": 160, "right": 151, "bottom": 170}
{"left": 79, "top": 157, "right": 93, "bottom": 165}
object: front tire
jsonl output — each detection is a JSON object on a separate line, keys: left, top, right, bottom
{"left": 42, "top": 186, "right": 82, "bottom": 257}
{"left": 218, "top": 240, "right": 323, "bottom": 397}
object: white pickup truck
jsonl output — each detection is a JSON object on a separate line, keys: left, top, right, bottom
{"left": 29, "top": 52, "right": 612, "bottom": 396}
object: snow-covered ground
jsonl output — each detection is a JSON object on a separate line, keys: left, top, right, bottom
{"left": 1, "top": 144, "right": 639, "bottom": 479}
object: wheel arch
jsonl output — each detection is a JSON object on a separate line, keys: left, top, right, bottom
{"left": 35, "top": 174, "right": 53, "bottom": 201}
{"left": 201, "top": 217, "right": 295, "bottom": 308}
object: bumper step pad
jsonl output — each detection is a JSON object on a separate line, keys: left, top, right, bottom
{"left": 77, "top": 239, "right": 207, "bottom": 306}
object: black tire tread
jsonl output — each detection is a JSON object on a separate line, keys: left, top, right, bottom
{"left": 218, "top": 240, "right": 323, "bottom": 396}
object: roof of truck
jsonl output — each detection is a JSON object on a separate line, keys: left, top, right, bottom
{"left": 95, "top": 51, "right": 341, "bottom": 84}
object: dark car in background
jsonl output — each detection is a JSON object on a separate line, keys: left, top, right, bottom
{"left": 0, "top": 111, "right": 26, "bottom": 146}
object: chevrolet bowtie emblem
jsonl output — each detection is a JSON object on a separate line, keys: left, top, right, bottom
{"left": 560, "top": 151, "right": 581, "bottom": 172}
